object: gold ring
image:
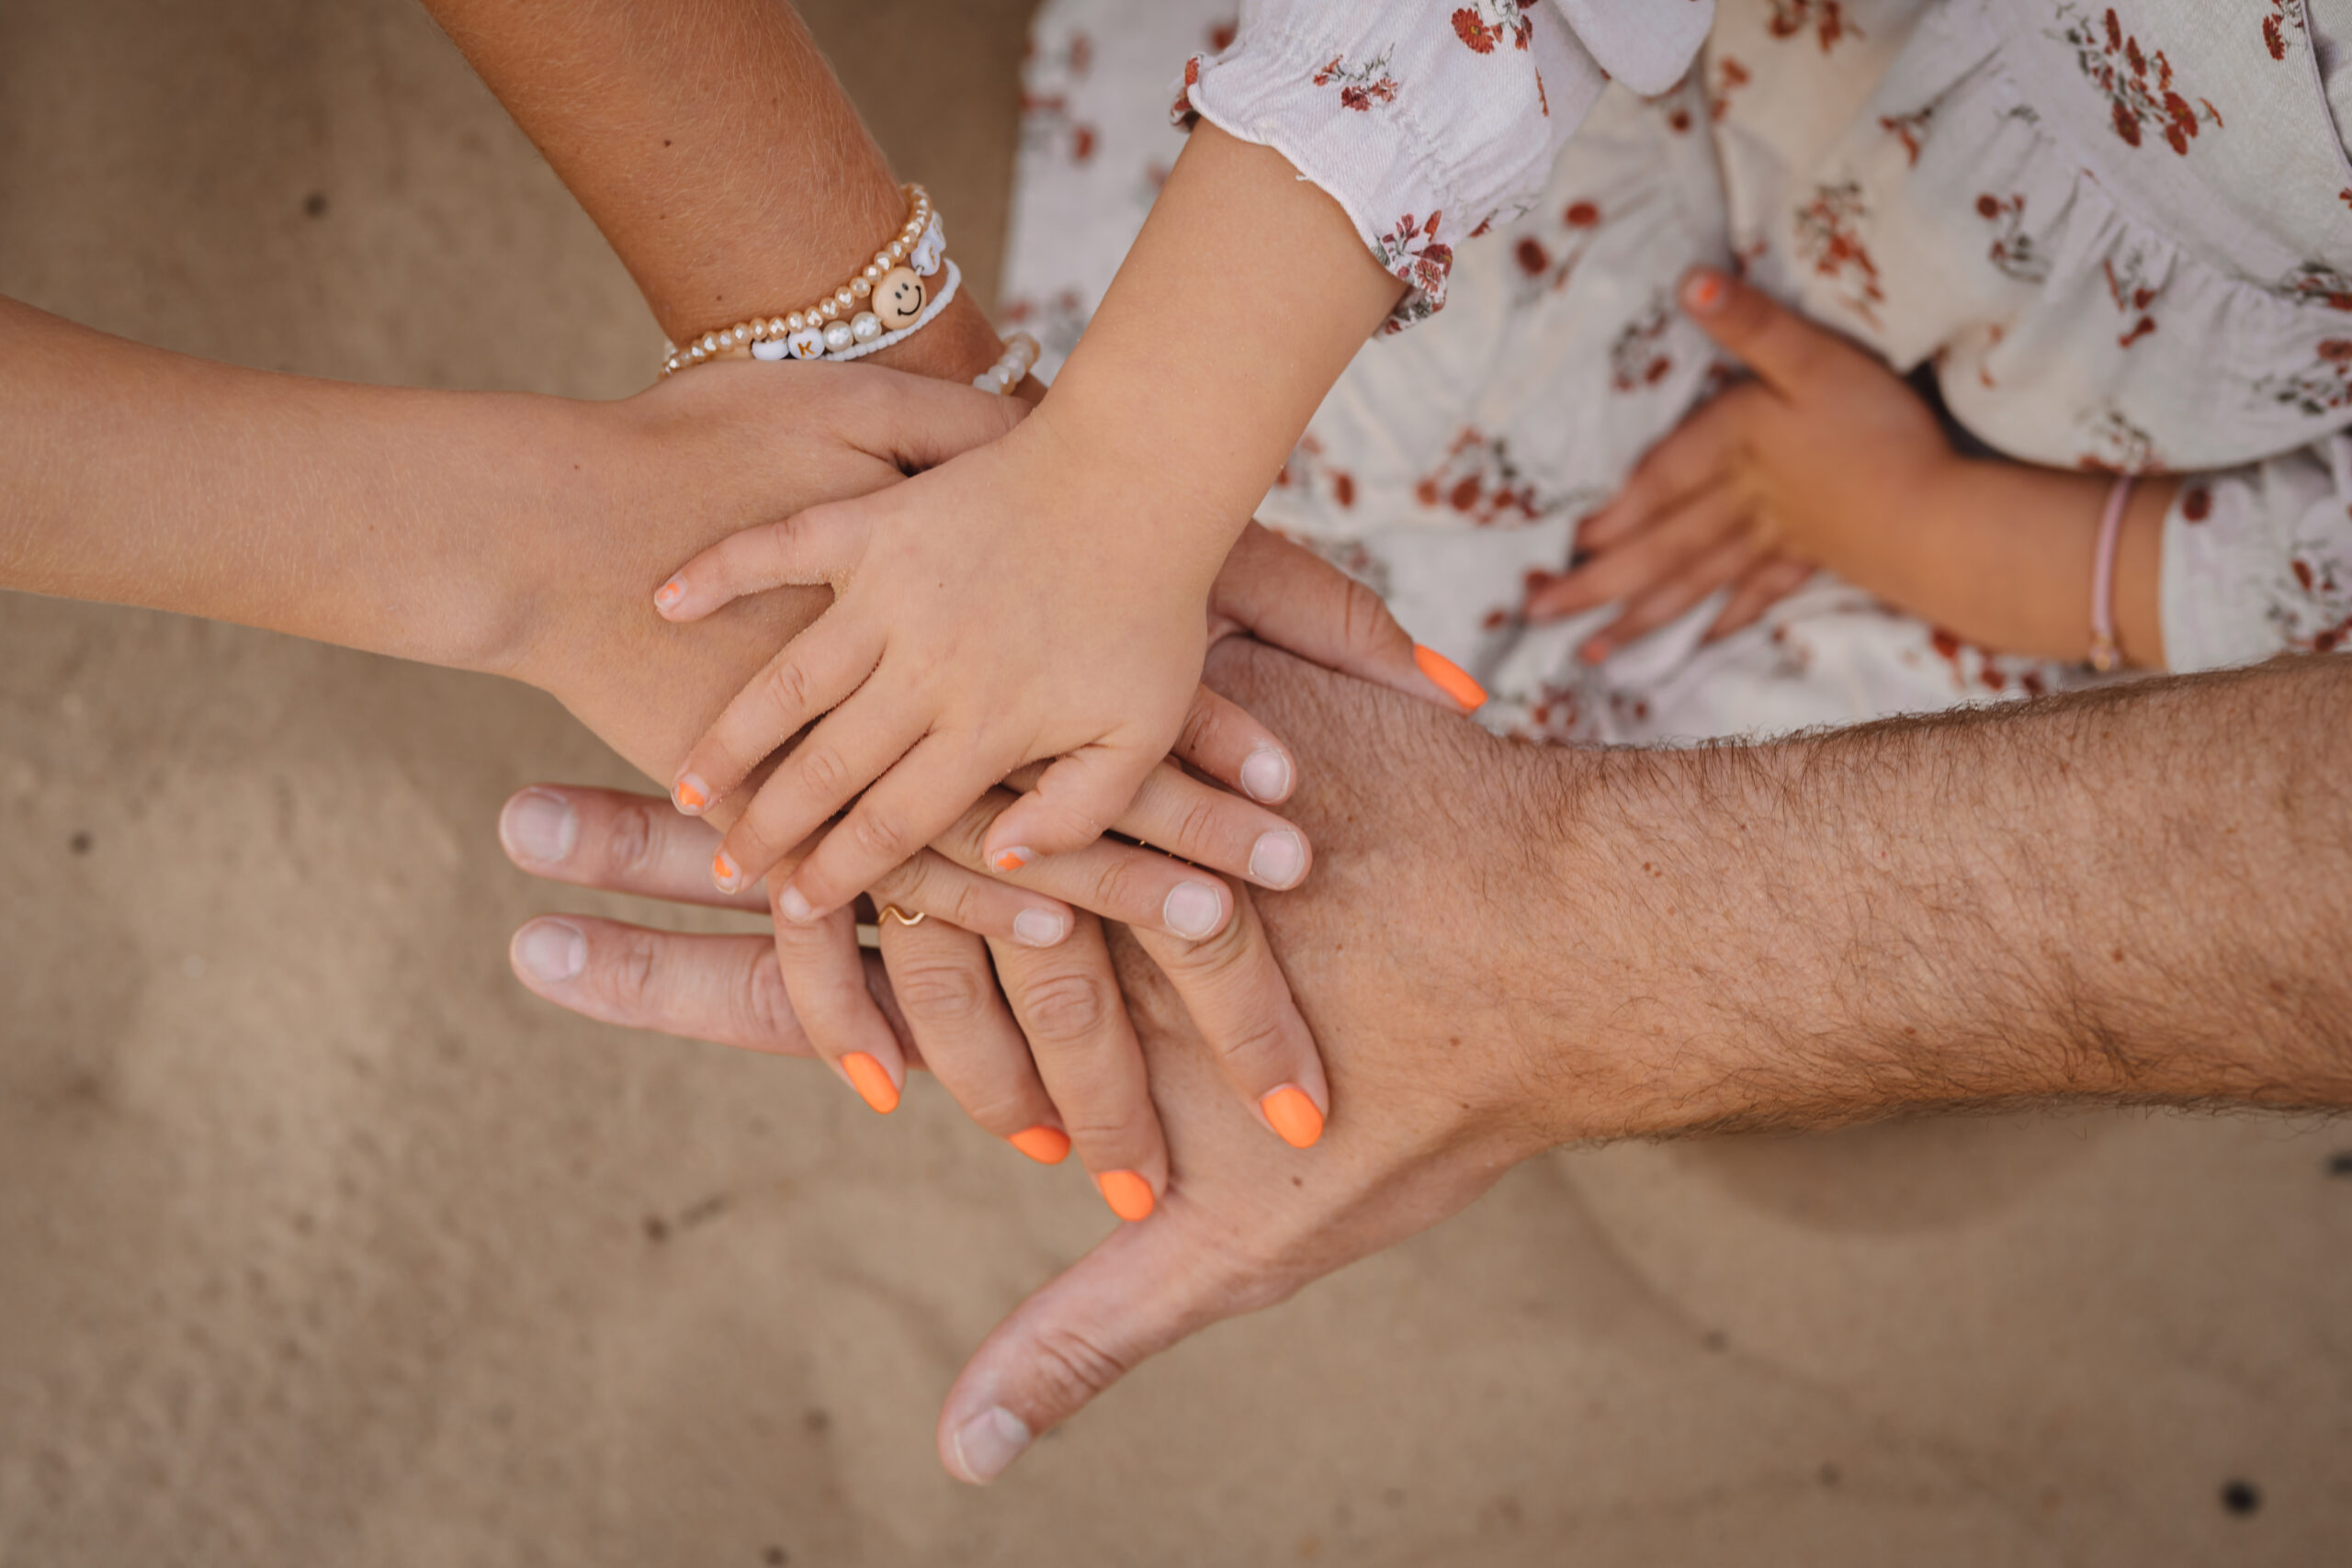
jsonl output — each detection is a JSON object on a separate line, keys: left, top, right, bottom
{"left": 877, "top": 905, "right": 926, "bottom": 928}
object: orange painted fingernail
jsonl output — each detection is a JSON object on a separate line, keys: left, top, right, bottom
{"left": 1097, "top": 1169, "right": 1156, "bottom": 1222}
{"left": 1260, "top": 1085, "right": 1326, "bottom": 1149}
{"left": 654, "top": 578, "right": 685, "bottom": 611}
{"left": 993, "top": 847, "right": 1034, "bottom": 874}
{"left": 673, "top": 773, "right": 708, "bottom": 812}
{"left": 1683, "top": 269, "right": 1727, "bottom": 313}
{"left": 1008, "top": 1126, "right": 1072, "bottom": 1165}
{"left": 711, "top": 851, "right": 740, "bottom": 889}
{"left": 841, "top": 1052, "right": 899, "bottom": 1114}
{"left": 1414, "top": 645, "right": 1487, "bottom": 711}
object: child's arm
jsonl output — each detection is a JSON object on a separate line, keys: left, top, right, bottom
{"left": 1532, "top": 271, "right": 2172, "bottom": 669}
{"left": 658, "top": 121, "right": 1415, "bottom": 918}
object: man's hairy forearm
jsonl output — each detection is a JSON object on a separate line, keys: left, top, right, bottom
{"left": 1558, "top": 657, "right": 2352, "bottom": 1136}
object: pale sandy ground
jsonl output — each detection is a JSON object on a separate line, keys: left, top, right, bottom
{"left": 2, "top": 3, "right": 2349, "bottom": 1563}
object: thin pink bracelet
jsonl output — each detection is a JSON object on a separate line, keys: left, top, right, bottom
{"left": 2088, "top": 475, "right": 2133, "bottom": 673}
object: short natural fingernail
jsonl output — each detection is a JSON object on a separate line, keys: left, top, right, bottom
{"left": 949, "top": 1405, "right": 1033, "bottom": 1485}
{"left": 1261, "top": 1084, "right": 1326, "bottom": 1149}
{"left": 992, "top": 846, "right": 1034, "bottom": 874}
{"left": 1238, "top": 747, "right": 1292, "bottom": 803}
{"left": 1097, "top": 1169, "right": 1156, "bottom": 1222}
{"left": 841, "top": 1051, "right": 900, "bottom": 1114}
{"left": 776, "top": 883, "right": 818, "bottom": 923}
{"left": 499, "top": 788, "right": 578, "bottom": 865}
{"left": 654, "top": 578, "right": 686, "bottom": 613}
{"left": 1007, "top": 1125, "right": 1072, "bottom": 1165}
{"left": 1012, "top": 908, "right": 1069, "bottom": 948}
{"left": 1248, "top": 829, "right": 1306, "bottom": 889}
{"left": 1162, "top": 879, "right": 1225, "bottom": 941}
{"left": 671, "top": 773, "right": 709, "bottom": 813}
{"left": 711, "top": 852, "right": 744, "bottom": 892}
{"left": 511, "top": 919, "right": 586, "bottom": 984}
{"left": 1413, "top": 645, "right": 1487, "bottom": 711}
{"left": 1683, "top": 269, "right": 1728, "bottom": 314}
{"left": 1580, "top": 639, "right": 1611, "bottom": 665}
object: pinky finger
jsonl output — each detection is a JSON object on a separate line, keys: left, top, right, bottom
{"left": 1704, "top": 555, "right": 1817, "bottom": 643}
{"left": 653, "top": 500, "right": 865, "bottom": 621}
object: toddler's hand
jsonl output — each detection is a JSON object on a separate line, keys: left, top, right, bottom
{"left": 1529, "top": 269, "right": 1958, "bottom": 660}
{"left": 656, "top": 412, "right": 1262, "bottom": 921}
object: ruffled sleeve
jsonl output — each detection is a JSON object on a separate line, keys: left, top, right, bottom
{"left": 2162, "top": 434, "right": 2352, "bottom": 671}
{"left": 1172, "top": 1, "right": 1713, "bottom": 333}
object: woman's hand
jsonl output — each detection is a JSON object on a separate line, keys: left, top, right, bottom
{"left": 499, "top": 781, "right": 1330, "bottom": 1219}
{"left": 1526, "top": 269, "right": 1959, "bottom": 660}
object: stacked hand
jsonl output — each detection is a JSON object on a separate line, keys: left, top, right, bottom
{"left": 525, "top": 356, "right": 1471, "bottom": 1218}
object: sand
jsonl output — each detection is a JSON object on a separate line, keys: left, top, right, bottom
{"left": 1, "top": 1, "right": 2347, "bottom": 1562}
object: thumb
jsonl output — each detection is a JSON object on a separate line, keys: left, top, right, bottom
{"left": 1677, "top": 267, "right": 1849, "bottom": 397}
{"left": 825, "top": 363, "right": 1029, "bottom": 472}
{"left": 937, "top": 1208, "right": 1270, "bottom": 1484}
{"left": 1211, "top": 524, "right": 1467, "bottom": 711}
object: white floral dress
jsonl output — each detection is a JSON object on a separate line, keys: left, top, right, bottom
{"left": 1001, "top": 0, "right": 2352, "bottom": 743}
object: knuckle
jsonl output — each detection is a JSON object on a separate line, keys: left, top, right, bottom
{"left": 1060, "top": 1092, "right": 1157, "bottom": 1151}
{"left": 1168, "top": 795, "right": 1227, "bottom": 859}
{"left": 1204, "top": 1008, "right": 1290, "bottom": 1072}
{"left": 1338, "top": 577, "right": 1391, "bottom": 658}
{"left": 890, "top": 957, "right": 993, "bottom": 1025}
{"left": 846, "top": 805, "right": 914, "bottom": 863}
{"left": 604, "top": 799, "right": 659, "bottom": 877}
{"left": 1028, "top": 1322, "right": 1132, "bottom": 1407}
{"left": 741, "top": 951, "right": 803, "bottom": 1046}
{"left": 605, "top": 929, "right": 662, "bottom": 1016}
{"left": 1018, "top": 968, "right": 1117, "bottom": 1043}
{"left": 793, "top": 741, "right": 852, "bottom": 799}
{"left": 763, "top": 657, "right": 815, "bottom": 726}
{"left": 1085, "top": 854, "right": 1149, "bottom": 920}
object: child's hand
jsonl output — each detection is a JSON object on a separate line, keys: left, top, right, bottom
{"left": 658, "top": 415, "right": 1240, "bottom": 918}
{"left": 1528, "top": 269, "right": 1959, "bottom": 660}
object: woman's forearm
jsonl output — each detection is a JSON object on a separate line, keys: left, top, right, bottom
{"left": 417, "top": 0, "right": 1001, "bottom": 382}
{"left": 0, "top": 295, "right": 554, "bottom": 670}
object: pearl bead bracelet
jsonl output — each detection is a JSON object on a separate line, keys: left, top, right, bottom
{"left": 660, "top": 184, "right": 953, "bottom": 378}
{"left": 974, "top": 333, "right": 1040, "bottom": 395}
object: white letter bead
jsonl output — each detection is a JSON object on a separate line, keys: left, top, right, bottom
{"left": 787, "top": 326, "right": 827, "bottom": 359}
{"left": 751, "top": 338, "right": 792, "bottom": 361}
{"left": 821, "top": 320, "right": 856, "bottom": 353}
{"left": 850, "top": 311, "right": 883, "bottom": 344}
{"left": 870, "top": 267, "right": 927, "bottom": 329}
{"left": 910, "top": 214, "right": 946, "bottom": 274}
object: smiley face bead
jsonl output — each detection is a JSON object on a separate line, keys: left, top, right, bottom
{"left": 871, "top": 267, "right": 927, "bottom": 331}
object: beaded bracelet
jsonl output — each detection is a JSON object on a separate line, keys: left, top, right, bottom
{"left": 660, "top": 184, "right": 950, "bottom": 377}
{"left": 974, "top": 333, "right": 1040, "bottom": 395}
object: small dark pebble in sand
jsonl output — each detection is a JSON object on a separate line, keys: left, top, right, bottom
{"left": 302, "top": 192, "right": 328, "bottom": 218}
{"left": 2222, "top": 1481, "right": 2261, "bottom": 1517}
{"left": 2327, "top": 1152, "right": 2352, "bottom": 1177}
{"left": 69, "top": 831, "right": 92, "bottom": 855}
